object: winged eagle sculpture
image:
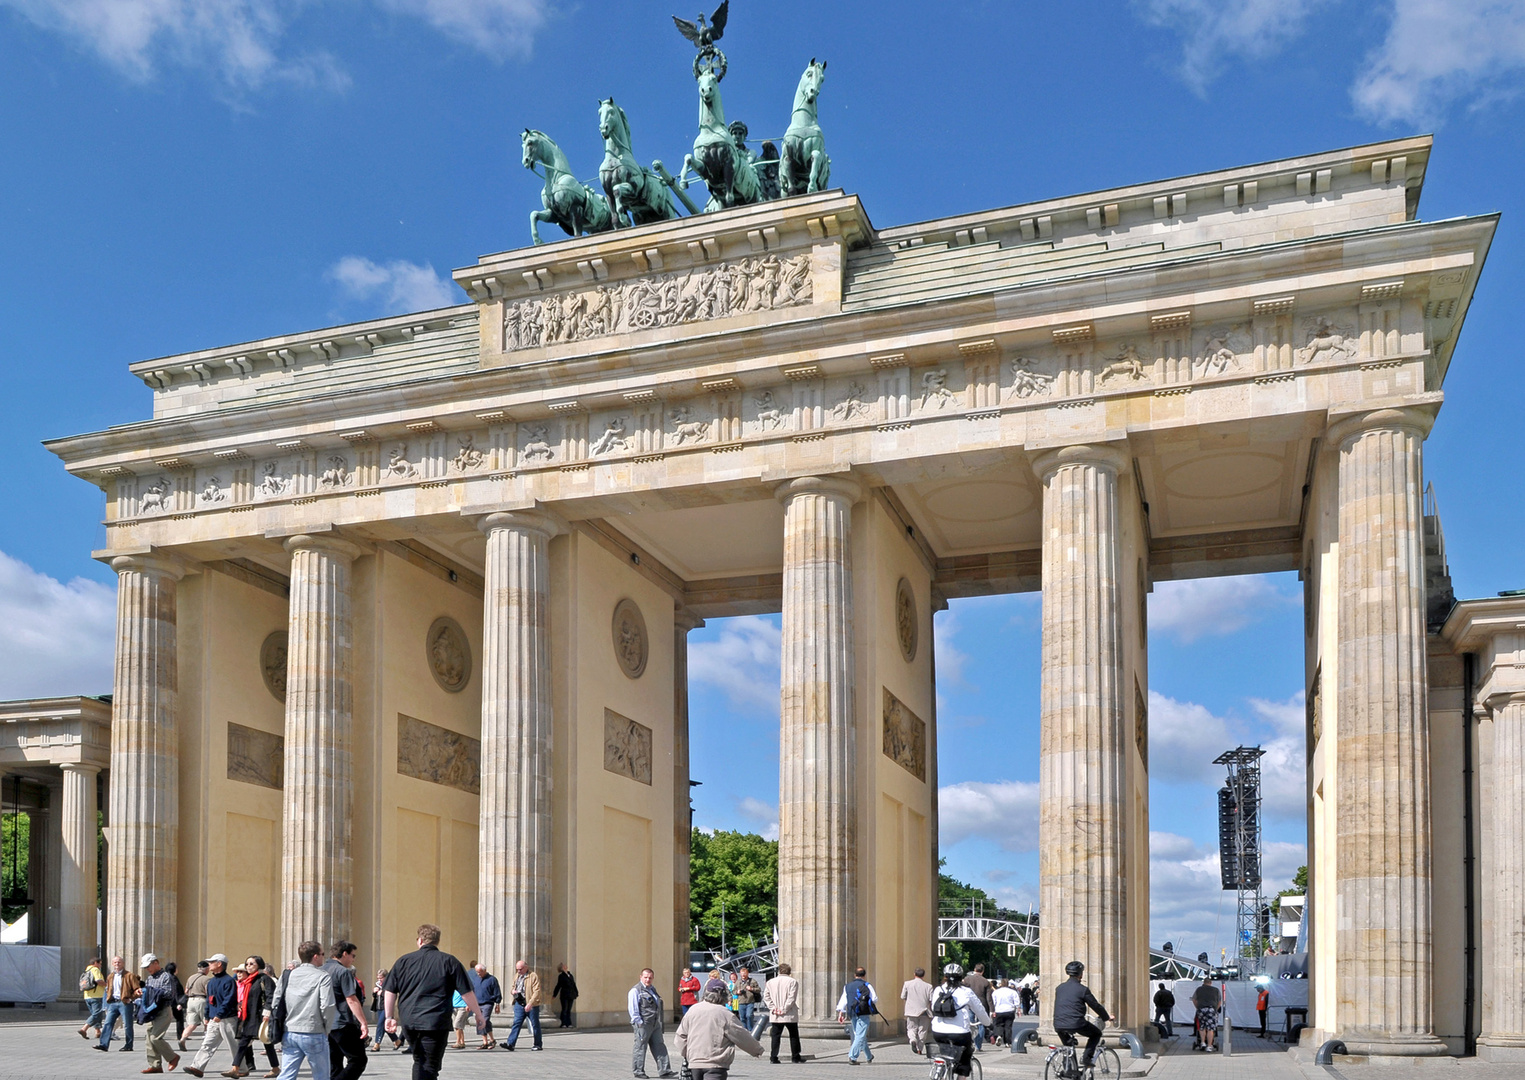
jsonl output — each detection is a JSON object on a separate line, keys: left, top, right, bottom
{"left": 673, "top": 1, "right": 728, "bottom": 51}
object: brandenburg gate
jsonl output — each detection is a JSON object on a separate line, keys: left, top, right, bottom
{"left": 47, "top": 132, "right": 1520, "bottom": 1056}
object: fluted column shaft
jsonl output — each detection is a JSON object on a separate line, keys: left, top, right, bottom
{"left": 281, "top": 534, "right": 360, "bottom": 960}
{"left": 1034, "top": 445, "right": 1129, "bottom": 1028}
{"left": 477, "top": 512, "right": 555, "bottom": 981}
{"left": 776, "top": 475, "right": 860, "bottom": 1026}
{"left": 674, "top": 610, "right": 704, "bottom": 993}
{"left": 60, "top": 763, "right": 100, "bottom": 994}
{"left": 1483, "top": 692, "right": 1525, "bottom": 1049}
{"left": 1332, "top": 408, "right": 1445, "bottom": 1055}
{"left": 107, "top": 554, "right": 183, "bottom": 967}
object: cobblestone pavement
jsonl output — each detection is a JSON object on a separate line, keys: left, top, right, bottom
{"left": 0, "top": 1016, "right": 1519, "bottom": 1080}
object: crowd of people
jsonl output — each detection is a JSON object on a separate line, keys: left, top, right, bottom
{"left": 70, "top": 926, "right": 581, "bottom": 1080}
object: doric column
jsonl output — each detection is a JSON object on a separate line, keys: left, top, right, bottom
{"left": 59, "top": 763, "right": 101, "bottom": 994}
{"left": 775, "top": 474, "right": 861, "bottom": 1027}
{"left": 1482, "top": 690, "right": 1525, "bottom": 1053}
{"left": 106, "top": 553, "right": 184, "bottom": 967}
{"left": 1032, "top": 444, "right": 1130, "bottom": 1031}
{"left": 477, "top": 511, "right": 556, "bottom": 981}
{"left": 1330, "top": 407, "right": 1447, "bottom": 1056}
{"left": 280, "top": 532, "right": 361, "bottom": 959}
{"left": 674, "top": 609, "right": 704, "bottom": 994}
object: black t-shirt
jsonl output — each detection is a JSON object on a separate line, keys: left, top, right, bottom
{"left": 386, "top": 946, "right": 472, "bottom": 1032}
{"left": 322, "top": 960, "right": 361, "bottom": 1027}
{"left": 1052, "top": 980, "right": 1110, "bottom": 1030}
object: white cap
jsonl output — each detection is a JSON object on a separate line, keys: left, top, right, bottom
{"left": 140, "top": 953, "right": 158, "bottom": 968}
{"left": 205, "top": 953, "right": 228, "bottom": 964}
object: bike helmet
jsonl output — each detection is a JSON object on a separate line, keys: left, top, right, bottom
{"left": 1065, "top": 961, "right": 1085, "bottom": 977}
{"left": 942, "top": 962, "right": 965, "bottom": 981}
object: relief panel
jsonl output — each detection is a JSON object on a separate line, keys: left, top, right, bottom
{"left": 397, "top": 713, "right": 481, "bottom": 795}
{"left": 882, "top": 688, "right": 926, "bottom": 782}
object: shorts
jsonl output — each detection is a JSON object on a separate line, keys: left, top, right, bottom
{"left": 452, "top": 1006, "right": 472, "bottom": 1031}
{"left": 1195, "top": 1006, "right": 1219, "bottom": 1031}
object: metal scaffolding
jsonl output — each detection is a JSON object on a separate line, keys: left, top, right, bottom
{"left": 1214, "top": 745, "right": 1266, "bottom": 975}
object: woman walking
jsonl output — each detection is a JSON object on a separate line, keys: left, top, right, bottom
{"left": 553, "top": 963, "right": 578, "bottom": 1029}
{"left": 225, "top": 956, "right": 279, "bottom": 1078}
{"left": 371, "top": 969, "right": 404, "bottom": 1052}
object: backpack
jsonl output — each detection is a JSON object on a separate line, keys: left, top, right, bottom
{"left": 80, "top": 968, "right": 99, "bottom": 992}
{"left": 931, "top": 988, "right": 959, "bottom": 1019}
{"left": 847, "top": 980, "right": 873, "bottom": 1017}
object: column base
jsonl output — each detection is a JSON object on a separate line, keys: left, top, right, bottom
{"left": 1338, "top": 1032, "right": 1451, "bottom": 1058}
{"left": 795, "top": 1020, "right": 851, "bottom": 1040}
{"left": 1478, "top": 1036, "right": 1525, "bottom": 1062}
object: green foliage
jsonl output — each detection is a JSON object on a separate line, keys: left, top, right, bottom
{"left": 1269, "top": 865, "right": 1309, "bottom": 918}
{"left": 689, "top": 829, "right": 778, "bottom": 953}
{"left": 2, "top": 811, "right": 31, "bottom": 924}
{"left": 937, "top": 864, "right": 1036, "bottom": 980}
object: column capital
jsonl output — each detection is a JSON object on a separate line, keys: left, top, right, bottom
{"left": 773, "top": 473, "right": 863, "bottom": 506}
{"left": 1029, "top": 442, "right": 1130, "bottom": 484}
{"left": 59, "top": 762, "right": 102, "bottom": 778}
{"left": 1326, "top": 405, "right": 1436, "bottom": 449}
{"left": 282, "top": 531, "right": 365, "bottom": 561}
{"left": 475, "top": 509, "right": 564, "bottom": 539}
{"left": 109, "top": 552, "right": 188, "bottom": 580}
{"left": 675, "top": 607, "right": 706, "bottom": 634}
{"left": 1485, "top": 689, "right": 1525, "bottom": 716}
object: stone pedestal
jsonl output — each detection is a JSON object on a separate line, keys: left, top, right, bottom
{"left": 59, "top": 763, "right": 100, "bottom": 993}
{"left": 776, "top": 475, "right": 861, "bottom": 1028}
{"left": 280, "top": 533, "right": 361, "bottom": 959}
{"left": 1480, "top": 691, "right": 1525, "bottom": 1058}
{"left": 477, "top": 512, "right": 557, "bottom": 981}
{"left": 106, "top": 553, "right": 184, "bottom": 966}
{"left": 1031, "top": 445, "right": 1131, "bottom": 1033}
{"left": 674, "top": 610, "right": 704, "bottom": 996}
{"left": 1330, "top": 408, "right": 1447, "bottom": 1056}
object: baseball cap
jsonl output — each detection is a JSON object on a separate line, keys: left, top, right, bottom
{"left": 140, "top": 953, "right": 158, "bottom": 968}
{"left": 205, "top": 953, "right": 228, "bottom": 964}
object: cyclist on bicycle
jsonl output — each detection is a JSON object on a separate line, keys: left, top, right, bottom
{"left": 929, "top": 963, "right": 991, "bottom": 1077}
{"left": 1052, "top": 961, "right": 1111, "bottom": 1072}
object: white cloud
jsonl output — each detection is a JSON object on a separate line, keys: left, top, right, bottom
{"left": 1149, "top": 831, "right": 1306, "bottom": 959}
{"left": 1148, "top": 689, "right": 1306, "bottom": 820}
{"left": 0, "top": 0, "right": 548, "bottom": 89}
{"left": 379, "top": 0, "right": 547, "bottom": 58}
{"left": 932, "top": 607, "right": 970, "bottom": 687}
{"left": 1136, "top": 0, "right": 1326, "bottom": 94}
{"left": 1353, "top": 0, "right": 1525, "bottom": 125}
{"left": 938, "top": 780, "right": 1040, "bottom": 852}
{"left": 688, "top": 615, "right": 781, "bottom": 717}
{"left": 1149, "top": 574, "right": 1298, "bottom": 643}
{"left": 1249, "top": 692, "right": 1308, "bottom": 819}
{"left": 0, "top": 550, "right": 116, "bottom": 700}
{"left": 327, "top": 256, "right": 457, "bottom": 314}
{"left": 1148, "top": 691, "right": 1233, "bottom": 784}
{"left": 735, "top": 796, "right": 779, "bottom": 841}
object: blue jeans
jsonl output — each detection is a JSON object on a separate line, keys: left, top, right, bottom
{"left": 99, "top": 1000, "right": 133, "bottom": 1049}
{"left": 85, "top": 996, "right": 106, "bottom": 1031}
{"left": 739, "top": 1003, "right": 754, "bottom": 1031}
{"left": 848, "top": 1014, "right": 873, "bottom": 1062}
{"left": 277, "top": 1030, "right": 329, "bottom": 1080}
{"left": 507, "top": 1003, "right": 541, "bottom": 1049}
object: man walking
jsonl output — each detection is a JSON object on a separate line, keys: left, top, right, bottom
{"left": 180, "top": 961, "right": 211, "bottom": 1051}
{"left": 384, "top": 924, "right": 483, "bottom": 1080}
{"left": 97, "top": 955, "right": 141, "bottom": 1053}
{"left": 139, "top": 953, "right": 181, "bottom": 1074}
{"left": 273, "top": 941, "right": 337, "bottom": 1080}
{"left": 79, "top": 955, "right": 107, "bottom": 1041}
{"left": 184, "top": 955, "right": 238, "bottom": 1077}
{"left": 834, "top": 967, "right": 877, "bottom": 1065}
{"left": 762, "top": 963, "right": 802, "bottom": 1064}
{"left": 900, "top": 968, "right": 934, "bottom": 1056}
{"left": 469, "top": 963, "right": 501, "bottom": 1049}
{"left": 322, "top": 941, "right": 369, "bottom": 1080}
{"left": 733, "top": 967, "right": 760, "bottom": 1032}
{"left": 1191, "top": 976, "right": 1221, "bottom": 1052}
{"left": 503, "top": 960, "right": 542, "bottom": 1051}
{"left": 963, "top": 965, "right": 992, "bottom": 1051}
{"left": 675, "top": 984, "right": 765, "bottom": 1080}
{"left": 629, "top": 967, "right": 676, "bottom": 1079}
{"left": 1152, "top": 982, "right": 1175, "bottom": 1038}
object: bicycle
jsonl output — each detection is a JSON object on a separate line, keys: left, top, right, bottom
{"left": 1042, "top": 1037, "right": 1121, "bottom": 1080}
{"left": 926, "top": 1042, "right": 984, "bottom": 1080}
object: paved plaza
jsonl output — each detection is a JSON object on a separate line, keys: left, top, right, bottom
{"left": 0, "top": 1013, "right": 1521, "bottom": 1080}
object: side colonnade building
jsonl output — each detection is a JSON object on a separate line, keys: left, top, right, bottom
{"left": 39, "top": 136, "right": 1524, "bottom": 1054}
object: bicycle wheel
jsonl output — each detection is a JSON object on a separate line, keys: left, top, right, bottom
{"left": 1089, "top": 1047, "right": 1122, "bottom": 1079}
{"left": 969, "top": 1054, "right": 983, "bottom": 1080}
{"left": 1042, "top": 1054, "right": 1066, "bottom": 1080}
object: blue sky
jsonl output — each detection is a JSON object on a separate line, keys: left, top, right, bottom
{"left": 1, "top": 0, "right": 1522, "bottom": 961}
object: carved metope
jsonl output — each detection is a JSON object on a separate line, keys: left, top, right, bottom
{"left": 397, "top": 714, "right": 481, "bottom": 794}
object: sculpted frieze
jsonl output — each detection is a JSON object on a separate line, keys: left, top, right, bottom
{"left": 1299, "top": 316, "right": 1357, "bottom": 365}
{"left": 501, "top": 252, "right": 813, "bottom": 352}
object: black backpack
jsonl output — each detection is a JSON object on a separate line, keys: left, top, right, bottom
{"left": 931, "top": 988, "right": 959, "bottom": 1019}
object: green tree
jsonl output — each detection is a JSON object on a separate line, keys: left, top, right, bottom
{"left": 937, "top": 861, "right": 1036, "bottom": 980}
{"left": 1269, "top": 865, "right": 1308, "bottom": 918}
{"left": 689, "top": 829, "right": 778, "bottom": 953}
{"left": 2, "top": 811, "right": 31, "bottom": 924}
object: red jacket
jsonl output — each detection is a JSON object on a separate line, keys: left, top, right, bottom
{"left": 678, "top": 973, "right": 701, "bottom": 1008}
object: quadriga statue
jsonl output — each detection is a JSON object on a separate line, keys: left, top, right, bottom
{"left": 522, "top": 128, "right": 613, "bottom": 245}
{"left": 598, "top": 98, "right": 677, "bottom": 228}
{"left": 781, "top": 58, "right": 830, "bottom": 196}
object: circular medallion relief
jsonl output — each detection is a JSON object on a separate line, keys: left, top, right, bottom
{"left": 895, "top": 577, "right": 918, "bottom": 662}
{"left": 612, "top": 598, "right": 649, "bottom": 679}
{"left": 427, "top": 616, "right": 472, "bottom": 693}
{"left": 260, "top": 631, "right": 288, "bottom": 703}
